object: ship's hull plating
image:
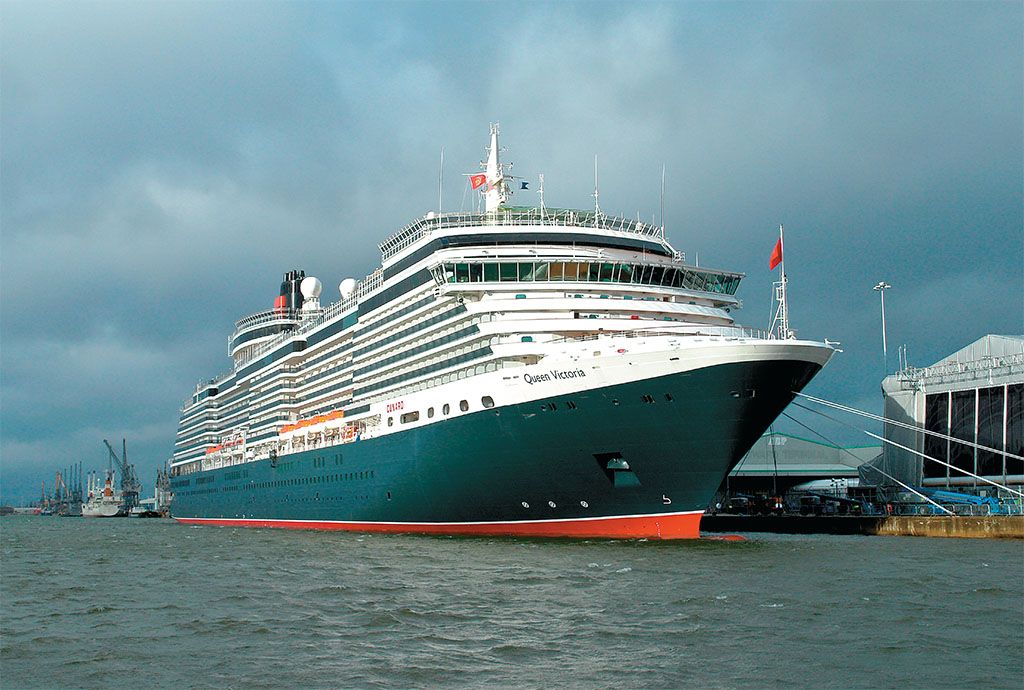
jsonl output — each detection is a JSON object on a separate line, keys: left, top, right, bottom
{"left": 172, "top": 354, "right": 824, "bottom": 538}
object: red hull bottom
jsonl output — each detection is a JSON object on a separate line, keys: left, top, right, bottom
{"left": 173, "top": 510, "right": 704, "bottom": 539}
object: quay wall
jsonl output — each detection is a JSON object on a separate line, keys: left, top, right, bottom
{"left": 701, "top": 515, "right": 1024, "bottom": 539}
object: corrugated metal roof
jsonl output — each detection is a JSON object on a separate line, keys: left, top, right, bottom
{"left": 930, "top": 335, "right": 1024, "bottom": 368}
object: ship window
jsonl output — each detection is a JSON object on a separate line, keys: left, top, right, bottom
{"left": 401, "top": 411, "right": 420, "bottom": 424}
{"left": 484, "top": 263, "right": 499, "bottom": 282}
{"left": 600, "top": 263, "right": 615, "bottom": 282}
{"left": 588, "top": 263, "right": 601, "bottom": 282}
{"left": 427, "top": 407, "right": 434, "bottom": 418}
{"left": 617, "top": 264, "right": 633, "bottom": 283}
{"left": 534, "top": 262, "right": 549, "bottom": 281}
{"left": 564, "top": 262, "right": 581, "bottom": 281}
{"left": 548, "top": 262, "right": 564, "bottom": 281}
{"left": 459, "top": 400, "right": 469, "bottom": 412}
{"left": 518, "top": 263, "right": 534, "bottom": 281}
{"left": 455, "top": 263, "right": 470, "bottom": 283}
{"left": 482, "top": 396, "right": 495, "bottom": 409}
{"left": 443, "top": 403, "right": 450, "bottom": 415}
{"left": 387, "top": 417, "right": 394, "bottom": 427}
{"left": 499, "top": 263, "right": 518, "bottom": 281}
{"left": 469, "top": 263, "right": 483, "bottom": 282}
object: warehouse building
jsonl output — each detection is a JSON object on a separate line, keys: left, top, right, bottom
{"left": 877, "top": 335, "right": 1023, "bottom": 490}
{"left": 721, "top": 431, "right": 879, "bottom": 497}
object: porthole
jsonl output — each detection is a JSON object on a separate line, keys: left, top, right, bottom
{"left": 443, "top": 403, "right": 450, "bottom": 415}
{"left": 482, "top": 396, "right": 495, "bottom": 409}
{"left": 459, "top": 400, "right": 469, "bottom": 412}
{"left": 428, "top": 407, "right": 435, "bottom": 418}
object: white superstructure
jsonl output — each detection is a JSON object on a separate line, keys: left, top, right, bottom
{"left": 171, "top": 126, "right": 830, "bottom": 479}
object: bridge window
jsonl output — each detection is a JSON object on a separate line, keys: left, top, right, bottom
{"left": 437, "top": 260, "right": 739, "bottom": 294}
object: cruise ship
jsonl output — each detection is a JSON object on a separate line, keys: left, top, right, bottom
{"left": 169, "top": 125, "right": 835, "bottom": 539}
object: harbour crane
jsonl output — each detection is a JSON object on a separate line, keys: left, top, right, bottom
{"left": 103, "top": 439, "right": 142, "bottom": 510}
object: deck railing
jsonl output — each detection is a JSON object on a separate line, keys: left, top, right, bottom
{"left": 379, "top": 208, "right": 669, "bottom": 261}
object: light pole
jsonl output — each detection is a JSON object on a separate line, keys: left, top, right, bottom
{"left": 873, "top": 281, "right": 891, "bottom": 374}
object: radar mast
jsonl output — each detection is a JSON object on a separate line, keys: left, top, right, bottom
{"left": 484, "top": 123, "right": 510, "bottom": 212}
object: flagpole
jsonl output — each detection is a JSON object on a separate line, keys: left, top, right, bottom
{"left": 660, "top": 163, "right": 666, "bottom": 237}
{"left": 438, "top": 147, "right": 444, "bottom": 214}
{"left": 780, "top": 224, "right": 789, "bottom": 339}
{"left": 779, "top": 224, "right": 785, "bottom": 282}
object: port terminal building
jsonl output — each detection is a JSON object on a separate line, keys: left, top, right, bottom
{"left": 875, "top": 335, "right": 1023, "bottom": 493}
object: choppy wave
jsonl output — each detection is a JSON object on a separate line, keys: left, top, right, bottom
{"left": 0, "top": 518, "right": 1021, "bottom": 690}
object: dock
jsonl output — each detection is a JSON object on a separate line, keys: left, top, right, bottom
{"left": 701, "top": 514, "right": 1024, "bottom": 539}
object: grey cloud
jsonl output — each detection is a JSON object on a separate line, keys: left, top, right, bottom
{"left": 1, "top": 1, "right": 1020, "bottom": 504}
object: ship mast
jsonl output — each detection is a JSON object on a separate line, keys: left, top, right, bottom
{"left": 769, "top": 224, "right": 793, "bottom": 339}
{"left": 484, "top": 123, "right": 509, "bottom": 212}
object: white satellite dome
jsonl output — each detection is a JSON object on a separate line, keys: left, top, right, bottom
{"left": 299, "top": 276, "right": 322, "bottom": 299}
{"left": 339, "top": 278, "right": 357, "bottom": 299}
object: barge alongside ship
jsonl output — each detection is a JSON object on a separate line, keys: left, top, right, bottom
{"left": 169, "top": 126, "right": 835, "bottom": 539}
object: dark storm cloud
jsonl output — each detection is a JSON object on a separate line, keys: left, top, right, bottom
{"left": 1, "top": 1, "right": 1020, "bottom": 503}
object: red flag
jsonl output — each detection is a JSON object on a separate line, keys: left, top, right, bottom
{"left": 769, "top": 237, "right": 783, "bottom": 271}
{"left": 470, "top": 174, "right": 486, "bottom": 190}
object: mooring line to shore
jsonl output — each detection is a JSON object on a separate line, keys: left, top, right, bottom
{"left": 779, "top": 411, "right": 954, "bottom": 515}
{"left": 794, "top": 392, "right": 1024, "bottom": 463}
{"left": 789, "top": 398, "right": 1023, "bottom": 499}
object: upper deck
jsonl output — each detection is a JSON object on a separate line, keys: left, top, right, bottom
{"left": 379, "top": 207, "right": 676, "bottom": 264}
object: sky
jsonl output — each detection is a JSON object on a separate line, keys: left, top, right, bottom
{"left": 2, "top": 1, "right": 1021, "bottom": 505}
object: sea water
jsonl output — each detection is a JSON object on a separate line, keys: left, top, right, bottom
{"left": 1, "top": 518, "right": 1021, "bottom": 689}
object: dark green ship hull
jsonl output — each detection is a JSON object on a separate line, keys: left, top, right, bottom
{"left": 172, "top": 357, "right": 823, "bottom": 538}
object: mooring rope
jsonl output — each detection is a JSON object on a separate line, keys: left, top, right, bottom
{"left": 790, "top": 399, "right": 1023, "bottom": 499}
{"left": 794, "top": 392, "right": 1024, "bottom": 462}
{"left": 780, "top": 411, "right": 954, "bottom": 515}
